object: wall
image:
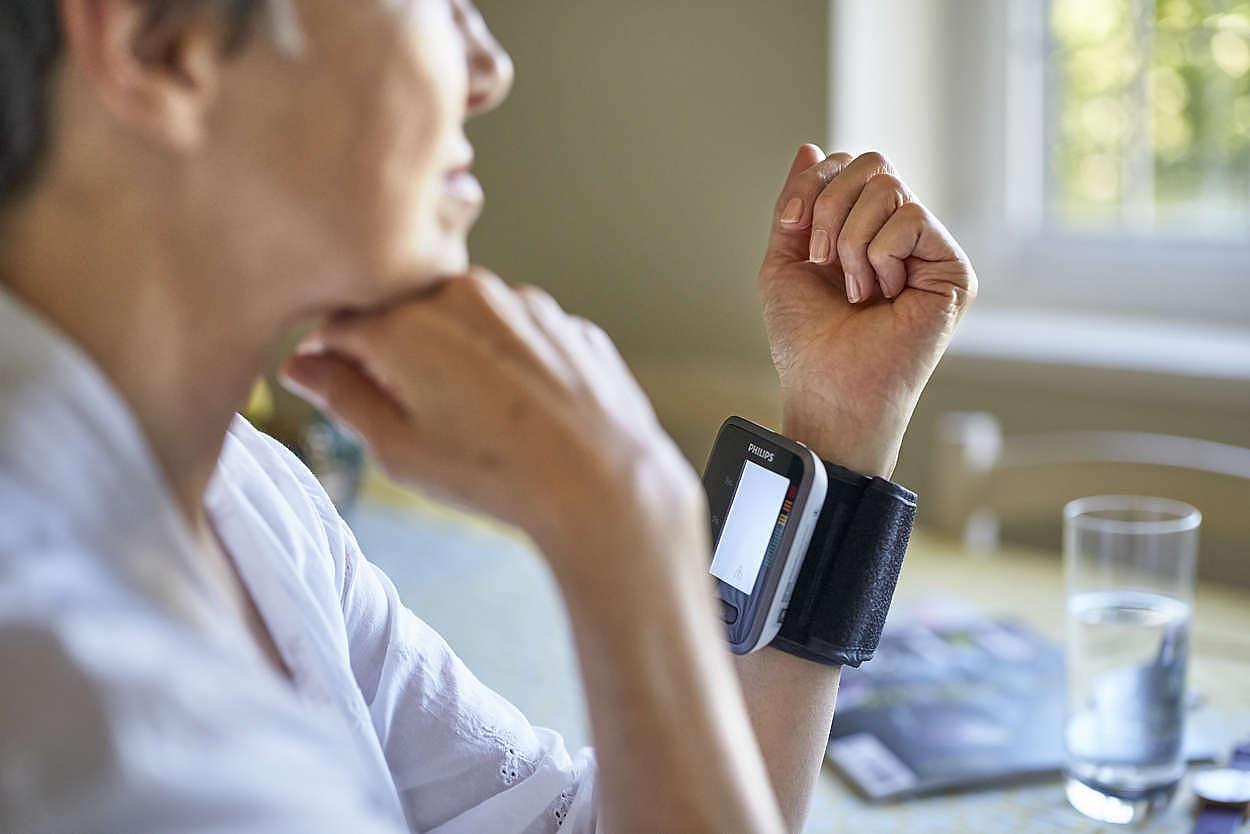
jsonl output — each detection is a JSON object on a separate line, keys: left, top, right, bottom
{"left": 466, "top": 0, "right": 829, "bottom": 366}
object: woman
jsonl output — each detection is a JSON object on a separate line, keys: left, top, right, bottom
{"left": 0, "top": 1, "right": 974, "bottom": 831}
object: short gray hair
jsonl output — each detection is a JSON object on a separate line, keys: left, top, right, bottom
{"left": 0, "top": 0, "right": 265, "bottom": 202}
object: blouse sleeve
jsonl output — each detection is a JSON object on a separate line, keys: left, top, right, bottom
{"left": 287, "top": 475, "right": 600, "bottom": 833}
{"left": 246, "top": 421, "right": 602, "bottom": 834}
{"left": 338, "top": 536, "right": 600, "bottom": 833}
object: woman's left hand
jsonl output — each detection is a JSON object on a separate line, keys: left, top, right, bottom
{"left": 758, "top": 145, "right": 977, "bottom": 477}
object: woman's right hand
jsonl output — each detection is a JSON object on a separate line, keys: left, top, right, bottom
{"left": 279, "top": 268, "right": 706, "bottom": 575}
{"left": 283, "top": 269, "right": 787, "bottom": 834}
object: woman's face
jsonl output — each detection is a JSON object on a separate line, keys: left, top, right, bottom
{"left": 218, "top": 0, "right": 513, "bottom": 309}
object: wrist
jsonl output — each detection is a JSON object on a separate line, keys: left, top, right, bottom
{"left": 533, "top": 450, "right": 710, "bottom": 590}
{"left": 780, "top": 407, "right": 901, "bottom": 480}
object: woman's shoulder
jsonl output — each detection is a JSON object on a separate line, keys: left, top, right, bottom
{"left": 213, "top": 414, "right": 353, "bottom": 591}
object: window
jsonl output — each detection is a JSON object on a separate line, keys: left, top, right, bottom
{"left": 831, "top": 0, "right": 1250, "bottom": 364}
{"left": 1049, "top": 0, "right": 1250, "bottom": 240}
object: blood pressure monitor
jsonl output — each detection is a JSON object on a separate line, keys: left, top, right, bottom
{"left": 703, "top": 417, "right": 827, "bottom": 653}
{"left": 702, "top": 417, "right": 917, "bottom": 666}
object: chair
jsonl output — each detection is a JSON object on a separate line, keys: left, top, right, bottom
{"left": 930, "top": 412, "right": 1250, "bottom": 587}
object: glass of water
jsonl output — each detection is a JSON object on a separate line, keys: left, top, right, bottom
{"left": 1063, "top": 495, "right": 1200, "bottom": 825}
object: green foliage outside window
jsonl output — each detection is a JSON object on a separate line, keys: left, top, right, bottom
{"left": 1050, "top": 0, "right": 1250, "bottom": 238}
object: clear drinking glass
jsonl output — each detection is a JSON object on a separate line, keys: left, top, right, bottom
{"left": 1063, "top": 495, "right": 1200, "bottom": 825}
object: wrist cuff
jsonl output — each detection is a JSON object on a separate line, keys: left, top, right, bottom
{"left": 771, "top": 460, "right": 916, "bottom": 667}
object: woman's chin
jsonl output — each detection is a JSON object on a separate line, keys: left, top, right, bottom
{"left": 384, "top": 238, "right": 472, "bottom": 295}
{"left": 325, "top": 235, "right": 475, "bottom": 311}
{"left": 422, "top": 236, "right": 471, "bottom": 279}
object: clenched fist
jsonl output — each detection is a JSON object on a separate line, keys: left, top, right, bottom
{"left": 759, "top": 145, "right": 977, "bottom": 477}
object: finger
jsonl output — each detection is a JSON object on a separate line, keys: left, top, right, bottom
{"left": 865, "top": 202, "right": 976, "bottom": 301}
{"left": 518, "top": 288, "right": 651, "bottom": 420}
{"left": 576, "top": 317, "right": 659, "bottom": 423}
{"left": 809, "top": 151, "right": 896, "bottom": 267}
{"left": 836, "top": 172, "right": 913, "bottom": 302}
{"left": 516, "top": 283, "right": 568, "bottom": 341}
{"left": 448, "top": 274, "right": 579, "bottom": 378}
{"left": 515, "top": 285, "right": 586, "bottom": 386}
{"left": 786, "top": 142, "right": 825, "bottom": 180}
{"left": 279, "top": 352, "right": 411, "bottom": 452}
{"left": 314, "top": 273, "right": 552, "bottom": 391}
{"left": 763, "top": 145, "right": 854, "bottom": 266}
{"left": 773, "top": 144, "right": 825, "bottom": 232}
{"left": 579, "top": 317, "right": 627, "bottom": 374}
{"left": 297, "top": 316, "right": 400, "bottom": 392}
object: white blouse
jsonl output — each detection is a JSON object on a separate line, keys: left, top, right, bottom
{"left": 0, "top": 288, "right": 599, "bottom": 833}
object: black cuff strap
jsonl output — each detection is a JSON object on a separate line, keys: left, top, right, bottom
{"left": 771, "top": 461, "right": 916, "bottom": 668}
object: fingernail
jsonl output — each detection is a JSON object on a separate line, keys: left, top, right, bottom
{"left": 295, "top": 335, "right": 326, "bottom": 356}
{"left": 780, "top": 197, "right": 803, "bottom": 224}
{"left": 809, "top": 229, "right": 830, "bottom": 263}
{"left": 846, "top": 272, "right": 861, "bottom": 304}
{"left": 278, "top": 367, "right": 324, "bottom": 406}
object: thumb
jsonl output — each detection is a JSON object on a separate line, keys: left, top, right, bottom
{"left": 786, "top": 143, "right": 826, "bottom": 180}
{"left": 762, "top": 143, "right": 839, "bottom": 269}
{"left": 279, "top": 352, "right": 410, "bottom": 453}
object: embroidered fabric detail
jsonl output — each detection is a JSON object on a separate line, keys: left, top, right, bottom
{"left": 480, "top": 728, "right": 538, "bottom": 788}
{"left": 551, "top": 786, "right": 575, "bottom": 828}
{"left": 499, "top": 743, "right": 523, "bottom": 785}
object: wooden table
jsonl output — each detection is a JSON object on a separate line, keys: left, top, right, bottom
{"left": 349, "top": 501, "right": 1250, "bottom": 834}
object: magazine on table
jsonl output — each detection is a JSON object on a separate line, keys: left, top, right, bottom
{"left": 826, "top": 599, "right": 1216, "bottom": 800}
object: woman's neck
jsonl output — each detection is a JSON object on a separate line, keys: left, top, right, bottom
{"left": 1, "top": 180, "right": 283, "bottom": 528}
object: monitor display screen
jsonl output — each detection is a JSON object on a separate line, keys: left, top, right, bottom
{"left": 709, "top": 460, "right": 791, "bottom": 594}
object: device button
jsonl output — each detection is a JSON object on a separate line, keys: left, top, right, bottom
{"left": 720, "top": 600, "right": 739, "bottom": 625}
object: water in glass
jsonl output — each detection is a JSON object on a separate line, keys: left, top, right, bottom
{"left": 1066, "top": 589, "right": 1190, "bottom": 799}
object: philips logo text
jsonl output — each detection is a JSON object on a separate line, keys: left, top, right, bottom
{"left": 748, "top": 443, "right": 775, "bottom": 463}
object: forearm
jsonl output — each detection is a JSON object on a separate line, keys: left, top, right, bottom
{"left": 733, "top": 648, "right": 840, "bottom": 833}
{"left": 552, "top": 528, "right": 786, "bottom": 834}
{"left": 722, "top": 413, "right": 886, "bottom": 832}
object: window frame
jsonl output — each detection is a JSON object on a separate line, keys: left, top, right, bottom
{"left": 1000, "top": 0, "right": 1250, "bottom": 326}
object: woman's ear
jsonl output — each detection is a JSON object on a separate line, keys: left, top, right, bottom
{"left": 58, "top": 0, "right": 226, "bottom": 152}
